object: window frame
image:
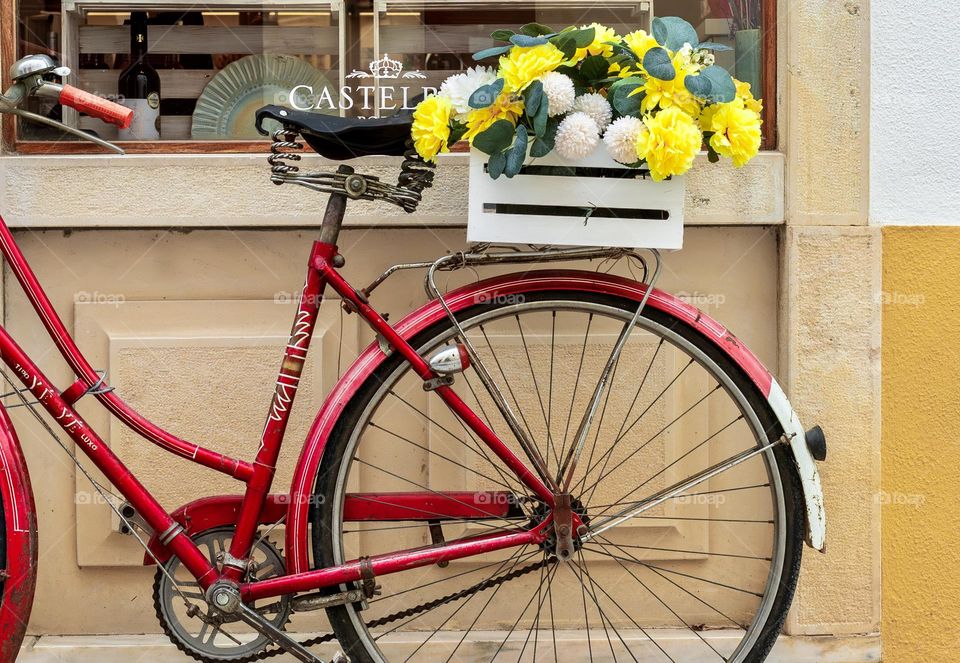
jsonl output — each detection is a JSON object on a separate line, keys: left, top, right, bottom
{"left": 2, "top": 0, "right": 778, "bottom": 154}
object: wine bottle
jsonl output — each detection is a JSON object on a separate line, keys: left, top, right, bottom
{"left": 118, "top": 12, "right": 160, "bottom": 139}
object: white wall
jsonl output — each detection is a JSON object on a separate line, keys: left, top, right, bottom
{"left": 871, "top": 0, "right": 960, "bottom": 225}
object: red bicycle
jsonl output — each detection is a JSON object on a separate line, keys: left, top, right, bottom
{"left": 0, "top": 55, "right": 826, "bottom": 663}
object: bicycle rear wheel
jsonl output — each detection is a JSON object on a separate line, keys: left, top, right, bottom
{"left": 312, "top": 290, "right": 803, "bottom": 663}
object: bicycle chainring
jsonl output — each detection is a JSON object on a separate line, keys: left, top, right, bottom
{"left": 153, "top": 527, "right": 292, "bottom": 663}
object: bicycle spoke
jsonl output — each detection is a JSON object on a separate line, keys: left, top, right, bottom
{"left": 579, "top": 383, "right": 723, "bottom": 497}
{"left": 369, "top": 421, "right": 518, "bottom": 493}
{"left": 515, "top": 314, "right": 558, "bottom": 466}
{"left": 478, "top": 324, "right": 539, "bottom": 445}
{"left": 592, "top": 538, "right": 728, "bottom": 661}
{"left": 589, "top": 534, "right": 752, "bottom": 628}
{"left": 576, "top": 357, "right": 695, "bottom": 495}
{"left": 558, "top": 313, "right": 593, "bottom": 477}
{"left": 387, "top": 388, "right": 533, "bottom": 501}
{"left": 587, "top": 415, "right": 745, "bottom": 521}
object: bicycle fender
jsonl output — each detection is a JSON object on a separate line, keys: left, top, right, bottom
{"left": 285, "top": 270, "right": 826, "bottom": 572}
{"left": 0, "top": 406, "right": 38, "bottom": 663}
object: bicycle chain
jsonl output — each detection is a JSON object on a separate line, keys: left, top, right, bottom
{"left": 248, "top": 556, "right": 553, "bottom": 661}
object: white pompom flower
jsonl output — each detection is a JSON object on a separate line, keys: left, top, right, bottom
{"left": 573, "top": 92, "right": 613, "bottom": 132}
{"left": 603, "top": 116, "right": 645, "bottom": 164}
{"left": 439, "top": 66, "right": 498, "bottom": 119}
{"left": 539, "top": 71, "right": 576, "bottom": 117}
{"left": 554, "top": 112, "right": 600, "bottom": 160}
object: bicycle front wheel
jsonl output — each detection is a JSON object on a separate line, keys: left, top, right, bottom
{"left": 313, "top": 289, "right": 803, "bottom": 663}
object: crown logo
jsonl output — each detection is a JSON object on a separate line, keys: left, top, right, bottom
{"left": 371, "top": 53, "right": 402, "bottom": 79}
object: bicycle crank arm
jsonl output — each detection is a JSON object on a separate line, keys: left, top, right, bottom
{"left": 234, "top": 599, "right": 332, "bottom": 663}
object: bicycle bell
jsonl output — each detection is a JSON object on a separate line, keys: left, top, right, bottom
{"left": 9, "top": 54, "right": 70, "bottom": 96}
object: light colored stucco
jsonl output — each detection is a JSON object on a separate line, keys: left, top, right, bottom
{"left": 871, "top": 0, "right": 960, "bottom": 225}
{"left": 881, "top": 226, "right": 960, "bottom": 662}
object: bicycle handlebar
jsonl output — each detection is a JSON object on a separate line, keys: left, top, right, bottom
{"left": 59, "top": 85, "right": 132, "bottom": 129}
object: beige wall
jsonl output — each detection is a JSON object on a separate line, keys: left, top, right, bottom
{"left": 0, "top": 0, "right": 880, "bottom": 648}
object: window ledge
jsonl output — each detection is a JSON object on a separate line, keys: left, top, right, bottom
{"left": 0, "top": 151, "right": 784, "bottom": 229}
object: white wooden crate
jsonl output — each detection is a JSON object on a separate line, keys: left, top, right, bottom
{"left": 467, "top": 148, "right": 684, "bottom": 250}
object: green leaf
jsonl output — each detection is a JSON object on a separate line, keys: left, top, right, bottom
{"left": 533, "top": 98, "right": 549, "bottom": 136}
{"left": 504, "top": 125, "right": 529, "bottom": 178}
{"left": 449, "top": 119, "right": 468, "bottom": 145}
{"left": 468, "top": 78, "right": 505, "bottom": 109}
{"left": 530, "top": 118, "right": 560, "bottom": 157}
{"left": 704, "top": 135, "right": 720, "bottom": 163}
{"left": 684, "top": 73, "right": 712, "bottom": 99}
{"left": 696, "top": 41, "right": 733, "bottom": 52}
{"left": 610, "top": 41, "right": 640, "bottom": 63}
{"left": 643, "top": 47, "right": 675, "bottom": 81}
{"left": 610, "top": 78, "right": 645, "bottom": 116}
{"left": 488, "top": 151, "right": 507, "bottom": 179}
{"left": 569, "top": 26, "right": 597, "bottom": 48}
{"left": 510, "top": 34, "right": 549, "bottom": 47}
{"left": 699, "top": 65, "right": 737, "bottom": 103}
{"left": 520, "top": 22, "right": 554, "bottom": 37}
{"left": 473, "top": 119, "right": 516, "bottom": 155}
{"left": 549, "top": 33, "right": 578, "bottom": 59}
{"left": 490, "top": 29, "right": 515, "bottom": 42}
{"left": 523, "top": 80, "right": 544, "bottom": 117}
{"left": 652, "top": 16, "right": 699, "bottom": 51}
{"left": 473, "top": 45, "right": 513, "bottom": 61}
{"left": 579, "top": 55, "right": 609, "bottom": 83}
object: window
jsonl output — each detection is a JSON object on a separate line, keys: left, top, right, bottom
{"left": 5, "top": 0, "right": 776, "bottom": 153}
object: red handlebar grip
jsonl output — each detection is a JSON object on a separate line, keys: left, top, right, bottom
{"left": 59, "top": 85, "right": 133, "bottom": 130}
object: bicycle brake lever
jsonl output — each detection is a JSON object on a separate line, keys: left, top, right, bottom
{"left": 8, "top": 107, "right": 125, "bottom": 155}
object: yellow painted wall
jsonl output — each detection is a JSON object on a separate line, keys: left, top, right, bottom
{"left": 882, "top": 226, "right": 960, "bottom": 661}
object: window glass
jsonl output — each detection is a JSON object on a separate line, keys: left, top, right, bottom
{"left": 13, "top": 0, "right": 768, "bottom": 146}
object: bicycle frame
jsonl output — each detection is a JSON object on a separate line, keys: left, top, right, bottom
{"left": 0, "top": 195, "right": 557, "bottom": 601}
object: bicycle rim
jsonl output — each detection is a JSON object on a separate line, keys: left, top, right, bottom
{"left": 315, "top": 293, "right": 797, "bottom": 663}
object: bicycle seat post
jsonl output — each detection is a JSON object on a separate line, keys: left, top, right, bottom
{"left": 318, "top": 164, "right": 353, "bottom": 246}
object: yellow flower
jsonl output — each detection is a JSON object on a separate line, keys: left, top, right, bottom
{"left": 637, "top": 49, "right": 701, "bottom": 117}
{"left": 568, "top": 23, "right": 619, "bottom": 63}
{"left": 463, "top": 93, "right": 524, "bottom": 142}
{"left": 623, "top": 29, "right": 659, "bottom": 63}
{"left": 700, "top": 99, "right": 761, "bottom": 167}
{"left": 735, "top": 79, "right": 763, "bottom": 114}
{"left": 636, "top": 107, "right": 702, "bottom": 181}
{"left": 498, "top": 43, "right": 565, "bottom": 92}
{"left": 411, "top": 95, "right": 453, "bottom": 162}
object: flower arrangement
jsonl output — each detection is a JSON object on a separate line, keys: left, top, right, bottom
{"left": 410, "top": 17, "right": 763, "bottom": 182}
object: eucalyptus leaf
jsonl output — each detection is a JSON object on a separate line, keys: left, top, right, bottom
{"left": 504, "top": 125, "right": 529, "bottom": 178}
{"left": 473, "top": 119, "right": 515, "bottom": 155}
{"left": 700, "top": 65, "right": 737, "bottom": 103}
{"left": 579, "top": 55, "right": 609, "bottom": 83}
{"left": 652, "top": 16, "right": 699, "bottom": 51}
{"left": 468, "top": 78, "right": 505, "bottom": 109}
{"left": 696, "top": 41, "right": 734, "bottom": 52}
{"left": 530, "top": 118, "right": 560, "bottom": 157}
{"left": 684, "top": 73, "right": 713, "bottom": 99}
{"left": 643, "top": 47, "right": 676, "bottom": 81}
{"left": 472, "top": 45, "right": 513, "bottom": 61}
{"left": 490, "top": 29, "right": 514, "bottom": 42}
{"left": 520, "top": 22, "right": 554, "bottom": 37}
{"left": 523, "top": 80, "right": 544, "bottom": 117}
{"left": 533, "top": 98, "right": 549, "bottom": 136}
{"left": 488, "top": 151, "right": 508, "bottom": 179}
{"left": 510, "top": 34, "right": 549, "bottom": 47}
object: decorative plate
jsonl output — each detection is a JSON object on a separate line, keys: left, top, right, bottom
{"left": 191, "top": 54, "right": 334, "bottom": 140}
